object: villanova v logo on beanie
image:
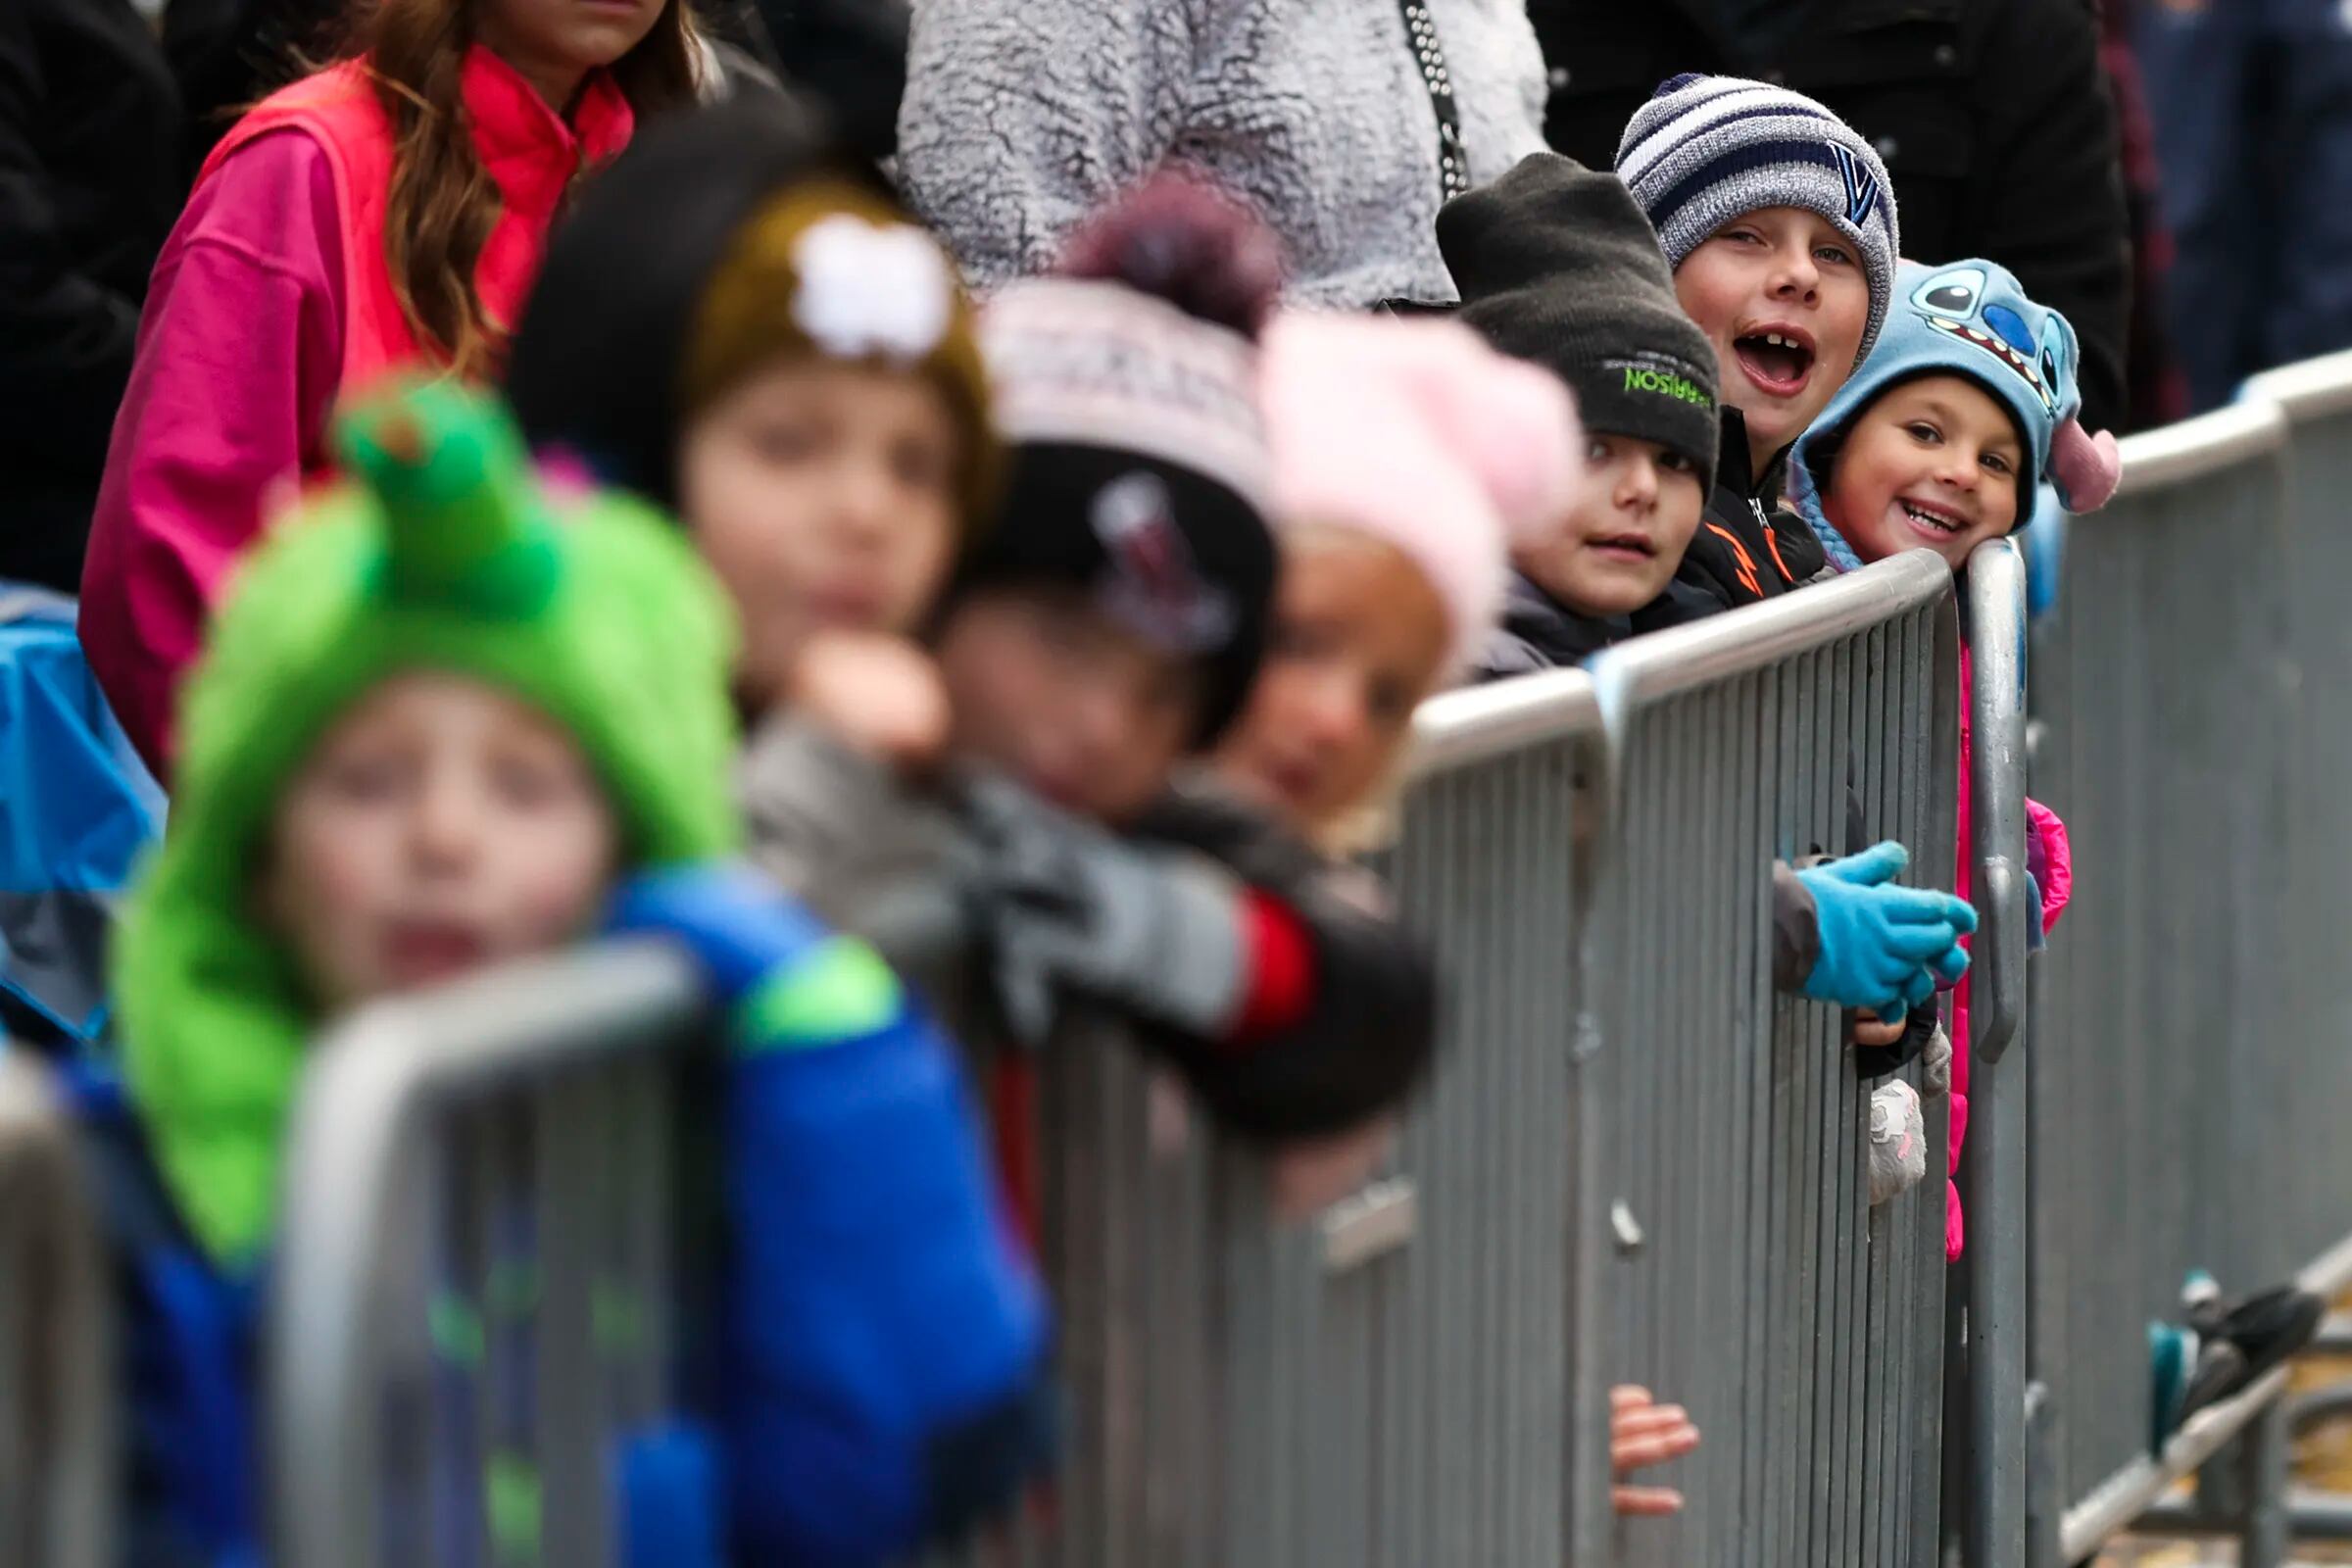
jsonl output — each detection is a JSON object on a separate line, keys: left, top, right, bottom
{"left": 1831, "top": 144, "right": 1882, "bottom": 227}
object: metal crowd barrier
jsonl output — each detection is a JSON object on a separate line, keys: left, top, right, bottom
{"left": 935, "top": 666, "right": 1612, "bottom": 1568}
{"left": 270, "top": 945, "right": 709, "bottom": 1567}
{"left": 264, "top": 558, "right": 1967, "bottom": 1566}
{"left": 1583, "top": 550, "right": 1959, "bottom": 1568}
{"left": 2022, "top": 372, "right": 2352, "bottom": 1566}
{"left": 0, "top": 1053, "right": 109, "bottom": 1568}
{"left": 1961, "top": 537, "right": 2034, "bottom": 1568}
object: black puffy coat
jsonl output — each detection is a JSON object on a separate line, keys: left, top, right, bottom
{"left": 1529, "top": 0, "right": 2132, "bottom": 435}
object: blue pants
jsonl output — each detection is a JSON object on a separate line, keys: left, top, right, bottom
{"left": 2132, "top": 0, "right": 2352, "bottom": 409}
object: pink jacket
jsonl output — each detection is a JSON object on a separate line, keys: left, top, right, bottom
{"left": 76, "top": 48, "right": 634, "bottom": 779}
{"left": 1949, "top": 642, "right": 2073, "bottom": 1260}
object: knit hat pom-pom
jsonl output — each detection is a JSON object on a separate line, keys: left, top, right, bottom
{"left": 1261, "top": 315, "right": 1586, "bottom": 674}
{"left": 1388, "top": 328, "right": 1588, "bottom": 549}
{"left": 1055, "top": 169, "right": 1285, "bottom": 340}
{"left": 2051, "top": 419, "right": 2122, "bottom": 514}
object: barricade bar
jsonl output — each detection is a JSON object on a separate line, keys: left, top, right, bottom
{"left": 1405, "top": 665, "right": 1599, "bottom": 781}
{"left": 1587, "top": 550, "right": 1949, "bottom": 709}
{"left": 2245, "top": 349, "right": 2352, "bottom": 421}
{"left": 2062, "top": 1224, "right": 2352, "bottom": 1559}
{"left": 1964, "top": 539, "right": 2031, "bottom": 1568}
{"left": 270, "top": 942, "right": 709, "bottom": 1568}
{"left": 2109, "top": 399, "right": 2287, "bottom": 500}
{"left": 0, "top": 1054, "right": 110, "bottom": 1568}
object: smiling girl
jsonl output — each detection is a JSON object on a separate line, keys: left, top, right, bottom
{"left": 1209, "top": 308, "right": 1576, "bottom": 1218}
{"left": 81, "top": 0, "right": 705, "bottom": 779}
{"left": 1784, "top": 255, "right": 2120, "bottom": 1260}
{"left": 1215, "top": 312, "right": 1581, "bottom": 838}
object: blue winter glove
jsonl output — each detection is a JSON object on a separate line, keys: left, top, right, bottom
{"left": 606, "top": 865, "right": 1056, "bottom": 1563}
{"left": 1795, "top": 842, "right": 1978, "bottom": 1019}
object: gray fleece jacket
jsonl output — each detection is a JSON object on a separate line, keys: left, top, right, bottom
{"left": 896, "top": 0, "right": 1549, "bottom": 308}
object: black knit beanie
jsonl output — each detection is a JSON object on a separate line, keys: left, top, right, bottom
{"left": 948, "top": 174, "right": 1282, "bottom": 750}
{"left": 1439, "top": 152, "right": 1722, "bottom": 494}
{"left": 506, "top": 92, "right": 876, "bottom": 512}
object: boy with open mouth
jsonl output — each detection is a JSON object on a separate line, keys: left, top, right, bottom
{"left": 1612, "top": 73, "right": 1901, "bottom": 625}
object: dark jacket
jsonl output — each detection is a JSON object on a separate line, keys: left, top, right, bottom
{"left": 158, "top": 0, "right": 334, "bottom": 176}
{"left": 741, "top": 0, "right": 908, "bottom": 164}
{"left": 0, "top": 0, "right": 182, "bottom": 592}
{"left": 1634, "top": 407, "right": 1825, "bottom": 629}
{"left": 65, "top": 1064, "right": 263, "bottom": 1568}
{"left": 1475, "top": 571, "right": 1631, "bottom": 678}
{"left": 1529, "top": 0, "right": 2130, "bottom": 434}
{"left": 1130, "top": 785, "right": 1440, "bottom": 1142}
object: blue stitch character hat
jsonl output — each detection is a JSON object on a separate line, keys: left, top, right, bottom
{"left": 1787, "top": 258, "right": 2121, "bottom": 572}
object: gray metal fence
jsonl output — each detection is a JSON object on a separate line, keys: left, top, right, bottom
{"left": 2021, "top": 386, "right": 2352, "bottom": 1566}
{"left": 263, "top": 558, "right": 1966, "bottom": 1566}
{"left": 1583, "top": 550, "right": 1959, "bottom": 1568}
{"left": 270, "top": 944, "right": 708, "bottom": 1568}
{"left": 938, "top": 667, "right": 1613, "bottom": 1568}
{"left": 1962, "top": 536, "right": 2034, "bottom": 1568}
{"left": 0, "top": 1053, "right": 109, "bottom": 1568}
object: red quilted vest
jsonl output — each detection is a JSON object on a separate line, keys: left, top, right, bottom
{"left": 195, "top": 46, "right": 636, "bottom": 394}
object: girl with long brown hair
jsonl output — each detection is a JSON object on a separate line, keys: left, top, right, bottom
{"left": 79, "top": 0, "right": 705, "bottom": 779}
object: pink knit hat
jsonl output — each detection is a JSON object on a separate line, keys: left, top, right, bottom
{"left": 1258, "top": 313, "right": 1587, "bottom": 675}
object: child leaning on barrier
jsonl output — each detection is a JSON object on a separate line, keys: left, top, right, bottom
{"left": 1207, "top": 307, "right": 1706, "bottom": 1517}
{"left": 721, "top": 177, "right": 1447, "bottom": 1244}
{"left": 510, "top": 121, "right": 1443, "bottom": 1209}
{"left": 507, "top": 95, "right": 994, "bottom": 730}
{"left": 1611, "top": 74, "right": 1902, "bottom": 623}
{"left": 1783, "top": 256, "right": 2119, "bottom": 1259}
{"left": 1213, "top": 309, "right": 1584, "bottom": 1208}
{"left": 1437, "top": 152, "right": 1720, "bottom": 671}
{"left": 87, "top": 381, "right": 1053, "bottom": 1565}
{"left": 1433, "top": 148, "right": 1976, "bottom": 1200}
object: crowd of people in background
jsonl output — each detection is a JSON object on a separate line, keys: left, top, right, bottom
{"left": 0, "top": 0, "right": 2328, "bottom": 1559}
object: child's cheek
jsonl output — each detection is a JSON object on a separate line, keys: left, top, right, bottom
{"left": 499, "top": 842, "right": 619, "bottom": 947}
{"left": 297, "top": 836, "right": 393, "bottom": 930}
{"left": 537, "top": 868, "right": 613, "bottom": 944}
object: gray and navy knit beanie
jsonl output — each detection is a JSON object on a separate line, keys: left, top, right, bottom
{"left": 1615, "top": 74, "right": 1900, "bottom": 362}
{"left": 1440, "top": 153, "right": 1722, "bottom": 494}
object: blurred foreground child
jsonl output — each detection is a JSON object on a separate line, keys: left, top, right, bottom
{"left": 93, "top": 382, "right": 1051, "bottom": 1564}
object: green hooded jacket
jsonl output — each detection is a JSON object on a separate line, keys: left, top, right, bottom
{"left": 114, "top": 379, "right": 742, "bottom": 1262}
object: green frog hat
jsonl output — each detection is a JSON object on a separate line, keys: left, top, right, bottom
{"left": 116, "top": 379, "right": 742, "bottom": 1262}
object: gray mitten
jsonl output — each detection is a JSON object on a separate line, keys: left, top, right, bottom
{"left": 1868, "top": 1080, "right": 1928, "bottom": 1207}
{"left": 963, "top": 777, "right": 1249, "bottom": 1045}
{"left": 1920, "top": 1022, "right": 1954, "bottom": 1098}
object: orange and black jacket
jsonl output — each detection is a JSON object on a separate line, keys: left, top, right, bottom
{"left": 1634, "top": 408, "right": 1827, "bottom": 630}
